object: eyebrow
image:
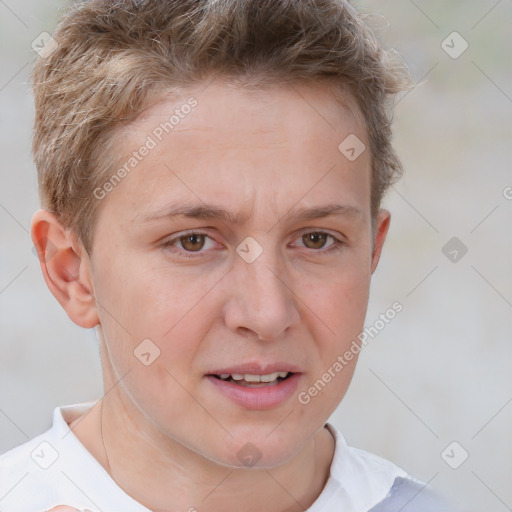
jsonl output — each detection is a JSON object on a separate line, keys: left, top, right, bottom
{"left": 136, "top": 202, "right": 363, "bottom": 225}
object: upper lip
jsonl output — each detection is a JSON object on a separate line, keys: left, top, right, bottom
{"left": 207, "top": 362, "right": 302, "bottom": 376}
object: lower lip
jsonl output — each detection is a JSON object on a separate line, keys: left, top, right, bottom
{"left": 205, "top": 374, "right": 302, "bottom": 410}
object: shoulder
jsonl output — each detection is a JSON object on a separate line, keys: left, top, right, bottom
{"left": 368, "top": 476, "right": 455, "bottom": 512}
{"left": 0, "top": 427, "right": 58, "bottom": 508}
{"left": 322, "top": 423, "right": 453, "bottom": 512}
{"left": 0, "top": 402, "right": 150, "bottom": 512}
{"left": 0, "top": 402, "right": 101, "bottom": 511}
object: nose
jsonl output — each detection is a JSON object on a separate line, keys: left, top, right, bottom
{"left": 223, "top": 246, "right": 301, "bottom": 341}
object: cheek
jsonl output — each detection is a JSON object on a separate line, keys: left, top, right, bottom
{"left": 312, "top": 285, "right": 369, "bottom": 377}
{"left": 93, "top": 254, "right": 221, "bottom": 381}
{"left": 98, "top": 250, "right": 220, "bottom": 333}
{"left": 296, "top": 269, "right": 368, "bottom": 419}
{"left": 301, "top": 255, "right": 371, "bottom": 336}
{"left": 97, "top": 275, "right": 216, "bottom": 431}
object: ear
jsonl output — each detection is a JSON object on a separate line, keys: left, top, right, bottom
{"left": 370, "top": 209, "right": 391, "bottom": 275}
{"left": 31, "top": 209, "right": 99, "bottom": 328}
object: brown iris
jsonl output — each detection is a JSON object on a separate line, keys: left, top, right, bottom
{"left": 302, "top": 232, "right": 329, "bottom": 249}
{"left": 180, "top": 234, "right": 206, "bottom": 251}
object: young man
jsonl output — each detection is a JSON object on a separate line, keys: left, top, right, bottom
{"left": 0, "top": 0, "right": 451, "bottom": 510}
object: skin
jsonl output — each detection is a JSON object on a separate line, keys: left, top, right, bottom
{"left": 34, "top": 80, "right": 390, "bottom": 512}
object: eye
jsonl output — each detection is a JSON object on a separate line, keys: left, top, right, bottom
{"left": 178, "top": 233, "right": 208, "bottom": 252}
{"left": 300, "top": 232, "right": 331, "bottom": 250}
{"left": 293, "top": 231, "right": 345, "bottom": 252}
{"left": 162, "top": 231, "right": 217, "bottom": 257}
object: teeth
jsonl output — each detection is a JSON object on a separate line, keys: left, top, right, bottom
{"left": 244, "top": 374, "right": 263, "bottom": 382}
{"left": 259, "top": 372, "right": 279, "bottom": 383}
{"left": 218, "top": 372, "right": 290, "bottom": 383}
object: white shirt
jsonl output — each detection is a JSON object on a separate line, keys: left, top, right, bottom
{"left": 0, "top": 402, "right": 410, "bottom": 512}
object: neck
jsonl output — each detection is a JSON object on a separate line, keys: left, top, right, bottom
{"left": 69, "top": 393, "right": 334, "bottom": 512}
{"left": 100, "top": 392, "right": 334, "bottom": 512}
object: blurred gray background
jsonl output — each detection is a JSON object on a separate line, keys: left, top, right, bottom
{"left": 1, "top": 1, "right": 511, "bottom": 510}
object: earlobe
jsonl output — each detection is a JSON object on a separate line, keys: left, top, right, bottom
{"left": 31, "top": 209, "right": 99, "bottom": 328}
{"left": 370, "top": 209, "right": 391, "bottom": 275}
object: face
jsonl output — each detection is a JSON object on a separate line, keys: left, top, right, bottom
{"left": 83, "top": 80, "right": 389, "bottom": 467}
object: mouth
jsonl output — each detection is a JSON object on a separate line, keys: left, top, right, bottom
{"left": 205, "top": 364, "right": 302, "bottom": 409}
{"left": 207, "top": 371, "right": 294, "bottom": 387}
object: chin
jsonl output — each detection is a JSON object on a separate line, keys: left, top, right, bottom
{"left": 201, "top": 429, "right": 305, "bottom": 470}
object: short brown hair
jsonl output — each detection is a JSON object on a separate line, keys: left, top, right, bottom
{"left": 32, "top": 0, "right": 410, "bottom": 254}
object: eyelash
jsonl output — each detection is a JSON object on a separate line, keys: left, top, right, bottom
{"left": 161, "top": 230, "right": 346, "bottom": 259}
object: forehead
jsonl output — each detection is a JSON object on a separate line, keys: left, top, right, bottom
{"left": 101, "top": 80, "right": 371, "bottom": 223}
{"left": 130, "top": 80, "right": 365, "bottom": 143}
